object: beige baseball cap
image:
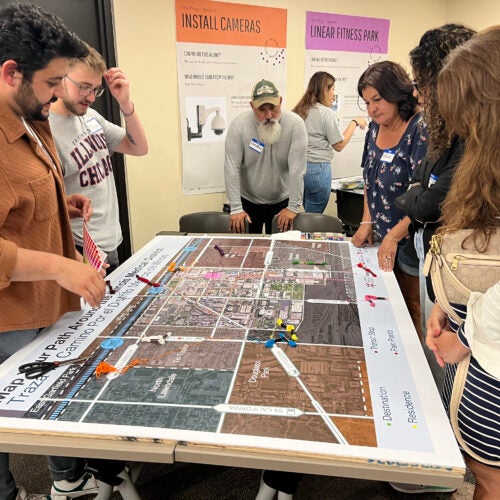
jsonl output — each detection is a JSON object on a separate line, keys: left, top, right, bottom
{"left": 251, "top": 79, "right": 281, "bottom": 108}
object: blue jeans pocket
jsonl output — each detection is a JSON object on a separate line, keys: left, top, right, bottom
{"left": 304, "top": 162, "right": 332, "bottom": 213}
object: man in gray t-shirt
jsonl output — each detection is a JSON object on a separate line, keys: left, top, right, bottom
{"left": 224, "top": 79, "right": 307, "bottom": 234}
{"left": 49, "top": 43, "right": 148, "bottom": 272}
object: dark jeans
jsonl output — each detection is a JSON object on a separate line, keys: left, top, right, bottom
{"left": 0, "top": 329, "right": 87, "bottom": 499}
{"left": 263, "top": 470, "right": 302, "bottom": 494}
{"left": 241, "top": 197, "right": 288, "bottom": 234}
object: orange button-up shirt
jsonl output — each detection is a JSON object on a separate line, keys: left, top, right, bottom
{"left": 0, "top": 99, "right": 80, "bottom": 332}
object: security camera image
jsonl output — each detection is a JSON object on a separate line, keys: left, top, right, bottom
{"left": 186, "top": 97, "right": 227, "bottom": 142}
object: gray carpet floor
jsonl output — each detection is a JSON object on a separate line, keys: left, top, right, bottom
{"left": 10, "top": 453, "right": 474, "bottom": 499}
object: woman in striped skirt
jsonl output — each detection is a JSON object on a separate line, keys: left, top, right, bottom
{"left": 426, "top": 25, "right": 500, "bottom": 500}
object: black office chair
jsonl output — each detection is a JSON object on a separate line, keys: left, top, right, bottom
{"left": 179, "top": 211, "right": 233, "bottom": 233}
{"left": 335, "top": 189, "right": 364, "bottom": 236}
{"left": 271, "top": 212, "right": 343, "bottom": 234}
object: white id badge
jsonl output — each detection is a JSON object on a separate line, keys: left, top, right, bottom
{"left": 380, "top": 149, "right": 395, "bottom": 163}
{"left": 249, "top": 138, "right": 264, "bottom": 153}
{"left": 85, "top": 117, "right": 103, "bottom": 134}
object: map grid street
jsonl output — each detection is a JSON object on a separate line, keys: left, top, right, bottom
{"left": 0, "top": 236, "right": 464, "bottom": 476}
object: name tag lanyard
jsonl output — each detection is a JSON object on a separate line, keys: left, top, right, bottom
{"left": 21, "top": 117, "right": 59, "bottom": 173}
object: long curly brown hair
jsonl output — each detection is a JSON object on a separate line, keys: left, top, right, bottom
{"left": 410, "top": 24, "right": 475, "bottom": 161}
{"left": 437, "top": 25, "right": 500, "bottom": 250}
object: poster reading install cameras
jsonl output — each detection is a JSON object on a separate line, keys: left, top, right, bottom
{"left": 305, "top": 12, "right": 390, "bottom": 179}
{"left": 175, "top": 0, "right": 287, "bottom": 195}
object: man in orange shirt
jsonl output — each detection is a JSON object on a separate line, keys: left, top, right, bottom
{"left": 0, "top": 4, "right": 106, "bottom": 499}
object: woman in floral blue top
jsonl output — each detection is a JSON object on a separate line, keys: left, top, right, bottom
{"left": 361, "top": 113, "right": 427, "bottom": 240}
{"left": 352, "top": 61, "right": 428, "bottom": 336}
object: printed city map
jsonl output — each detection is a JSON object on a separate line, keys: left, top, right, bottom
{"left": 0, "top": 236, "right": 463, "bottom": 471}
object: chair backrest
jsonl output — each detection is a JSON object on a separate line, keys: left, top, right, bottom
{"left": 272, "top": 212, "right": 343, "bottom": 234}
{"left": 179, "top": 211, "right": 233, "bottom": 233}
{"left": 335, "top": 189, "right": 364, "bottom": 236}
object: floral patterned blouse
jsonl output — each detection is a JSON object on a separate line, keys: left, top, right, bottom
{"left": 361, "top": 113, "right": 428, "bottom": 239}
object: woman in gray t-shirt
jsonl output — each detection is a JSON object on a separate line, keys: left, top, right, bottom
{"left": 293, "top": 71, "right": 366, "bottom": 213}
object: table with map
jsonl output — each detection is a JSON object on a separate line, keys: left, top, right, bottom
{"left": 0, "top": 235, "right": 465, "bottom": 487}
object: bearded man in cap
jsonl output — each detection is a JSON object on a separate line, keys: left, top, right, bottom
{"left": 224, "top": 79, "right": 307, "bottom": 233}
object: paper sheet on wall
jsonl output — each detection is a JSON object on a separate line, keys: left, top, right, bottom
{"left": 175, "top": 0, "right": 287, "bottom": 194}
{"left": 305, "top": 12, "right": 390, "bottom": 179}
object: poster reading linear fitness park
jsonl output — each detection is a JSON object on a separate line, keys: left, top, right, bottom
{"left": 0, "top": 236, "right": 462, "bottom": 474}
{"left": 305, "top": 11, "right": 390, "bottom": 179}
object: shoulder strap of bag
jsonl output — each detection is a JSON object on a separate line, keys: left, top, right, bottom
{"left": 449, "top": 354, "right": 500, "bottom": 466}
{"left": 429, "top": 251, "right": 463, "bottom": 325}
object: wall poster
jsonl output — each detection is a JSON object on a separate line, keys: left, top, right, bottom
{"left": 176, "top": 0, "right": 287, "bottom": 194}
{"left": 305, "top": 12, "right": 390, "bottom": 179}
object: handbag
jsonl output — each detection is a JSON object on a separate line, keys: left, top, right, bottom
{"left": 424, "top": 229, "right": 500, "bottom": 324}
{"left": 424, "top": 228, "right": 500, "bottom": 466}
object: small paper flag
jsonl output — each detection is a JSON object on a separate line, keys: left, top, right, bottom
{"left": 83, "top": 222, "right": 107, "bottom": 272}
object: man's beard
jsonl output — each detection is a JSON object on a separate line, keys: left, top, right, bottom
{"left": 257, "top": 119, "right": 281, "bottom": 145}
{"left": 15, "top": 80, "right": 56, "bottom": 121}
{"left": 61, "top": 96, "right": 89, "bottom": 116}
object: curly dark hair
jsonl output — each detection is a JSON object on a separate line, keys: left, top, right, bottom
{"left": 357, "top": 61, "right": 417, "bottom": 121}
{"left": 0, "top": 3, "right": 88, "bottom": 81}
{"left": 410, "top": 24, "right": 475, "bottom": 160}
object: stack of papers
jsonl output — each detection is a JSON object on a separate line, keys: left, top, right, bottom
{"left": 341, "top": 179, "right": 364, "bottom": 190}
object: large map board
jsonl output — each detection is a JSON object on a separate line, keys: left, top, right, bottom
{"left": 0, "top": 236, "right": 464, "bottom": 484}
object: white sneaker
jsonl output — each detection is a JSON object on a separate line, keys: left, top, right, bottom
{"left": 50, "top": 472, "right": 98, "bottom": 498}
{"left": 390, "top": 482, "right": 456, "bottom": 494}
{"left": 26, "top": 495, "right": 68, "bottom": 500}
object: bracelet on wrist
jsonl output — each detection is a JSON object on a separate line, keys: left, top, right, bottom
{"left": 385, "top": 234, "right": 399, "bottom": 244}
{"left": 352, "top": 119, "right": 359, "bottom": 127}
{"left": 359, "top": 221, "right": 373, "bottom": 225}
{"left": 120, "top": 101, "right": 135, "bottom": 117}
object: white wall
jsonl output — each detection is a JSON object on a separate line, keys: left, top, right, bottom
{"left": 446, "top": 0, "right": 500, "bottom": 30}
{"left": 112, "top": 0, "right": 497, "bottom": 251}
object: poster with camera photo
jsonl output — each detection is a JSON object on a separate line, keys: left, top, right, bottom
{"left": 175, "top": 0, "right": 287, "bottom": 194}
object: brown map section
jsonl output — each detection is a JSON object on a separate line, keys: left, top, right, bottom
{"left": 222, "top": 414, "right": 339, "bottom": 443}
{"left": 71, "top": 238, "right": 377, "bottom": 447}
{"left": 224, "top": 342, "right": 376, "bottom": 445}
{"left": 221, "top": 414, "right": 376, "bottom": 446}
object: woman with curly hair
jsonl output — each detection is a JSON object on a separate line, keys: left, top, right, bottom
{"left": 396, "top": 24, "right": 475, "bottom": 281}
{"left": 426, "top": 25, "right": 500, "bottom": 499}
{"left": 393, "top": 25, "right": 475, "bottom": 380}
{"left": 410, "top": 24, "right": 475, "bottom": 162}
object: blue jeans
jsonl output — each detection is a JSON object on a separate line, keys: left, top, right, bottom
{"left": 414, "top": 229, "right": 445, "bottom": 392}
{"left": 303, "top": 162, "right": 332, "bottom": 213}
{"left": 414, "top": 229, "right": 433, "bottom": 333}
{"left": 0, "top": 329, "right": 86, "bottom": 499}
